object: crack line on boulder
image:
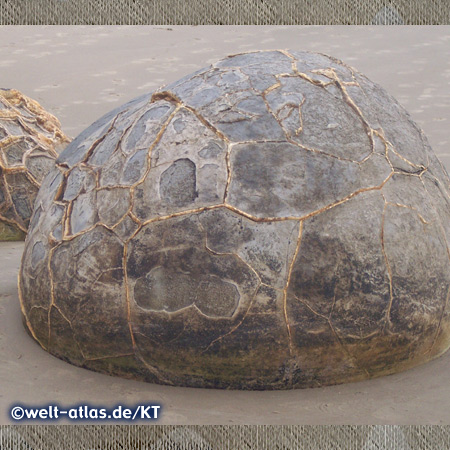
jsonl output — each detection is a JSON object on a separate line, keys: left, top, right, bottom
{"left": 201, "top": 285, "right": 260, "bottom": 353}
{"left": 0, "top": 212, "right": 27, "bottom": 233}
{"left": 294, "top": 294, "right": 370, "bottom": 377}
{"left": 17, "top": 271, "right": 46, "bottom": 350}
{"left": 261, "top": 79, "right": 371, "bottom": 164}
{"left": 46, "top": 243, "right": 60, "bottom": 346}
{"left": 384, "top": 201, "right": 432, "bottom": 225}
{"left": 327, "top": 68, "right": 374, "bottom": 163}
{"left": 380, "top": 200, "right": 394, "bottom": 327}
{"left": 151, "top": 90, "right": 230, "bottom": 144}
{"left": 122, "top": 242, "right": 136, "bottom": 350}
{"left": 51, "top": 303, "right": 87, "bottom": 361}
{"left": 49, "top": 170, "right": 394, "bottom": 248}
{"left": 282, "top": 220, "right": 303, "bottom": 356}
{"left": 198, "top": 220, "right": 262, "bottom": 351}
{"left": 84, "top": 352, "right": 135, "bottom": 362}
{"left": 223, "top": 142, "right": 233, "bottom": 202}
{"left": 131, "top": 104, "right": 182, "bottom": 189}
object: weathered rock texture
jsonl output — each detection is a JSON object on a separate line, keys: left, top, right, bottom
{"left": 19, "top": 51, "right": 450, "bottom": 389}
{"left": 0, "top": 89, "right": 70, "bottom": 240}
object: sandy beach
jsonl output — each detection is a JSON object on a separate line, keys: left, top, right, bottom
{"left": 0, "top": 26, "right": 449, "bottom": 425}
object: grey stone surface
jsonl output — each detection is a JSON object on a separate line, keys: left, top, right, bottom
{"left": 227, "top": 141, "right": 391, "bottom": 218}
{"left": 19, "top": 50, "right": 450, "bottom": 390}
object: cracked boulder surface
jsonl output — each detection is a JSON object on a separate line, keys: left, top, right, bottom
{"left": 19, "top": 51, "right": 450, "bottom": 390}
{"left": 0, "top": 89, "right": 71, "bottom": 240}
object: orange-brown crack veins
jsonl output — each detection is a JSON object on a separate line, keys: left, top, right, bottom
{"left": 50, "top": 302, "right": 87, "bottom": 360}
{"left": 282, "top": 48, "right": 361, "bottom": 84}
{"left": 123, "top": 332, "right": 173, "bottom": 384}
{"left": 0, "top": 170, "right": 28, "bottom": 232}
{"left": 323, "top": 68, "right": 375, "bottom": 163}
{"left": 117, "top": 107, "right": 153, "bottom": 160}
{"left": 128, "top": 210, "right": 142, "bottom": 225}
{"left": 0, "top": 89, "right": 70, "bottom": 141}
{"left": 0, "top": 170, "right": 12, "bottom": 207}
{"left": 62, "top": 200, "right": 73, "bottom": 238}
{"left": 0, "top": 140, "right": 29, "bottom": 169}
{"left": 122, "top": 242, "right": 136, "bottom": 350}
{"left": 260, "top": 77, "right": 371, "bottom": 165}
{"left": 135, "top": 353, "right": 174, "bottom": 385}
{"left": 21, "top": 168, "right": 41, "bottom": 189}
{"left": 293, "top": 72, "right": 335, "bottom": 88}
{"left": 83, "top": 352, "right": 135, "bottom": 362}
{"left": 224, "top": 171, "right": 394, "bottom": 222}
{"left": 293, "top": 294, "right": 371, "bottom": 377}
{"left": 201, "top": 286, "right": 260, "bottom": 353}
{"left": 28, "top": 141, "right": 59, "bottom": 159}
{"left": 380, "top": 199, "right": 395, "bottom": 329}
{"left": 17, "top": 270, "right": 47, "bottom": 350}
{"left": 296, "top": 71, "right": 394, "bottom": 171}
{"left": 11, "top": 168, "right": 396, "bottom": 247}
{"left": 0, "top": 161, "right": 26, "bottom": 172}
{"left": 196, "top": 220, "right": 263, "bottom": 352}
{"left": 123, "top": 103, "right": 182, "bottom": 226}
{"left": 59, "top": 221, "right": 117, "bottom": 243}
{"left": 277, "top": 49, "right": 298, "bottom": 73}
{"left": 223, "top": 141, "right": 233, "bottom": 202}
{"left": 262, "top": 78, "right": 305, "bottom": 138}
{"left": 46, "top": 243, "right": 60, "bottom": 345}
{"left": 388, "top": 143, "right": 427, "bottom": 172}
{"left": 72, "top": 112, "right": 123, "bottom": 169}
{"left": 0, "top": 165, "right": 42, "bottom": 196}
{"left": 360, "top": 114, "right": 425, "bottom": 173}
{"left": 0, "top": 212, "right": 27, "bottom": 233}
{"left": 274, "top": 49, "right": 334, "bottom": 87}
{"left": 384, "top": 200, "right": 432, "bottom": 225}
{"left": 152, "top": 91, "right": 230, "bottom": 143}
{"left": 197, "top": 218, "right": 264, "bottom": 286}
{"left": 110, "top": 211, "right": 140, "bottom": 236}
{"left": 282, "top": 220, "right": 304, "bottom": 356}
{"left": 296, "top": 97, "right": 306, "bottom": 136}
{"left": 159, "top": 76, "right": 370, "bottom": 167}
{"left": 393, "top": 167, "right": 428, "bottom": 177}
{"left": 122, "top": 173, "right": 394, "bottom": 244}
{"left": 375, "top": 131, "right": 395, "bottom": 171}
{"left": 0, "top": 114, "right": 68, "bottom": 151}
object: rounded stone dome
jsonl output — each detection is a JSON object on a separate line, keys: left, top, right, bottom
{"left": 0, "top": 89, "right": 70, "bottom": 240}
{"left": 19, "top": 51, "right": 450, "bottom": 389}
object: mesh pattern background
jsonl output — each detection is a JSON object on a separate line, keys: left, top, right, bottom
{"left": 1, "top": 425, "right": 450, "bottom": 449}
{"left": 0, "top": 0, "right": 449, "bottom": 24}
{"left": 1, "top": 5, "right": 448, "bottom": 450}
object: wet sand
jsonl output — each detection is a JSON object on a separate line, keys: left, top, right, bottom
{"left": 0, "top": 26, "right": 449, "bottom": 424}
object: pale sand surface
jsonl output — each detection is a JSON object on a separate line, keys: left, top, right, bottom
{"left": 0, "top": 26, "right": 449, "bottom": 424}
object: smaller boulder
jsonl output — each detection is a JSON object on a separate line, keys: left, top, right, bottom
{"left": 0, "top": 89, "right": 70, "bottom": 240}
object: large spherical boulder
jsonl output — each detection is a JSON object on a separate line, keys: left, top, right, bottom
{"left": 19, "top": 51, "right": 450, "bottom": 389}
{"left": 0, "top": 89, "right": 70, "bottom": 240}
